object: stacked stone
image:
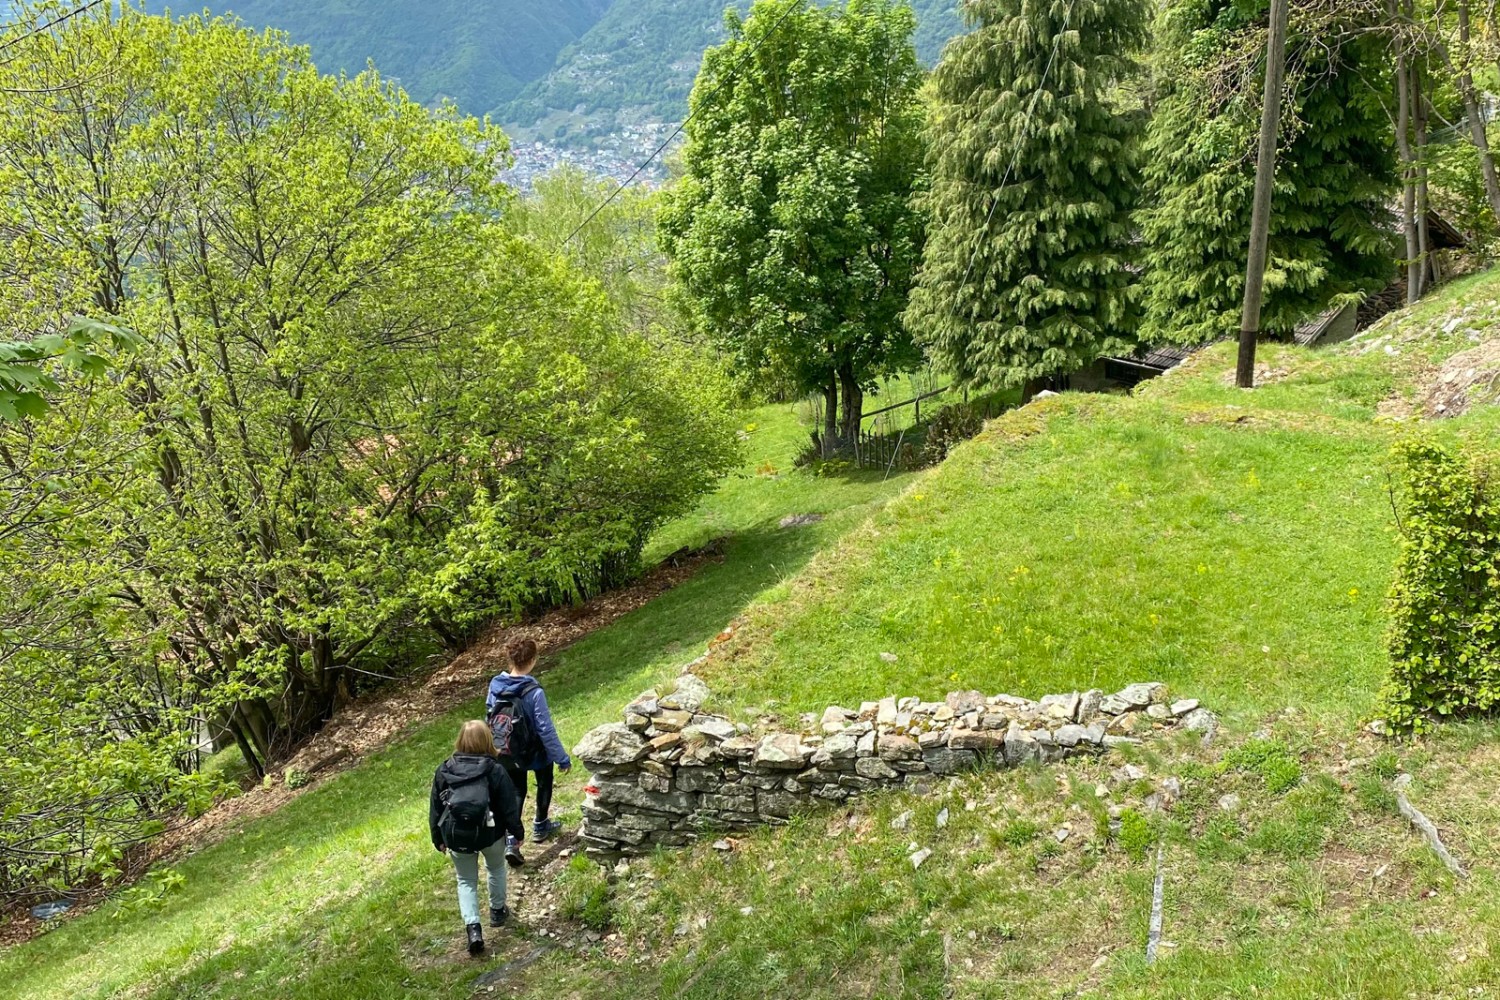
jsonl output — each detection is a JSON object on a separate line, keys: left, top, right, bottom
{"left": 573, "top": 678, "right": 1212, "bottom": 859}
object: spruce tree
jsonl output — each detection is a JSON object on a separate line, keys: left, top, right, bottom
{"left": 906, "top": 0, "right": 1147, "bottom": 393}
{"left": 1138, "top": 0, "right": 1397, "bottom": 345}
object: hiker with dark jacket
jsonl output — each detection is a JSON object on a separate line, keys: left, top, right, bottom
{"left": 486, "top": 636, "right": 572, "bottom": 865}
{"left": 428, "top": 720, "right": 526, "bottom": 956}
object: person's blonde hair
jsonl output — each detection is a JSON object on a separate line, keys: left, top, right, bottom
{"left": 455, "top": 720, "right": 496, "bottom": 757}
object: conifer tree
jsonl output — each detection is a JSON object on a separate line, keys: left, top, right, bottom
{"left": 1138, "top": 0, "right": 1396, "bottom": 345}
{"left": 906, "top": 0, "right": 1147, "bottom": 394}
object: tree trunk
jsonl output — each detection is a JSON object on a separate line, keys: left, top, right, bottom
{"left": 821, "top": 375, "right": 838, "bottom": 459}
{"left": 1414, "top": 53, "right": 1432, "bottom": 297}
{"left": 1453, "top": 2, "right": 1500, "bottom": 228}
{"left": 1393, "top": 5, "right": 1421, "bottom": 305}
{"left": 1237, "top": 0, "right": 1290, "bottom": 389}
{"left": 837, "top": 364, "right": 863, "bottom": 449}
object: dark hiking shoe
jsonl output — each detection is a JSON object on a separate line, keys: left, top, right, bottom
{"left": 490, "top": 905, "right": 510, "bottom": 928}
{"left": 466, "top": 922, "right": 485, "bottom": 955}
{"left": 505, "top": 837, "right": 525, "bottom": 868}
{"left": 533, "top": 819, "right": 563, "bottom": 842}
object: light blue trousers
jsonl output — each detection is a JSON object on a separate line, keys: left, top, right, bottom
{"left": 448, "top": 841, "right": 509, "bottom": 925}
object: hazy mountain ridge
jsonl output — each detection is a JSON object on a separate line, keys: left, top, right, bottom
{"left": 140, "top": 0, "right": 965, "bottom": 143}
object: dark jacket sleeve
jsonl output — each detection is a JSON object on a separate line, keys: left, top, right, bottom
{"left": 484, "top": 675, "right": 501, "bottom": 717}
{"left": 428, "top": 770, "right": 445, "bottom": 849}
{"left": 526, "top": 686, "right": 571, "bottom": 769}
{"left": 490, "top": 761, "right": 526, "bottom": 842}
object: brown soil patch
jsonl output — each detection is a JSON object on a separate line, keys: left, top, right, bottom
{"left": 1420, "top": 340, "right": 1500, "bottom": 418}
{"left": 0, "top": 542, "right": 725, "bottom": 947}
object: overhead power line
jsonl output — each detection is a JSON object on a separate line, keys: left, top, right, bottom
{"left": 561, "top": 0, "right": 803, "bottom": 247}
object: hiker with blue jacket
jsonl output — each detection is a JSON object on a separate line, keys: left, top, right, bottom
{"left": 428, "top": 720, "right": 526, "bottom": 956}
{"left": 486, "top": 636, "right": 572, "bottom": 866}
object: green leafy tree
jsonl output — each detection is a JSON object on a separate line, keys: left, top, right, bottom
{"left": 659, "top": 0, "right": 927, "bottom": 452}
{"left": 0, "top": 7, "right": 736, "bottom": 897}
{"left": 511, "top": 166, "right": 686, "bottom": 345}
{"left": 1137, "top": 0, "right": 1397, "bottom": 345}
{"left": 906, "top": 0, "right": 1148, "bottom": 395}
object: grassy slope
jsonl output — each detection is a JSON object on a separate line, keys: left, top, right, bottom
{"left": 0, "top": 403, "right": 917, "bottom": 1000}
{"left": 8, "top": 273, "right": 1500, "bottom": 997}
{"left": 512, "top": 271, "right": 1500, "bottom": 999}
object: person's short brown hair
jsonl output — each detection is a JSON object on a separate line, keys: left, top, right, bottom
{"left": 455, "top": 720, "right": 496, "bottom": 756}
{"left": 505, "top": 636, "right": 538, "bottom": 669}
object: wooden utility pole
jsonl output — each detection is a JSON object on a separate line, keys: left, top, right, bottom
{"left": 1236, "top": 0, "right": 1291, "bottom": 390}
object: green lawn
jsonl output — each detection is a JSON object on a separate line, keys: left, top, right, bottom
{"left": 7, "top": 273, "right": 1500, "bottom": 999}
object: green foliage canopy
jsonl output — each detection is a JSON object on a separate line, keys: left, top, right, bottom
{"left": 906, "top": 0, "right": 1148, "bottom": 390}
{"left": 659, "top": 0, "right": 927, "bottom": 444}
{"left": 1137, "top": 0, "right": 1397, "bottom": 345}
{"left": 0, "top": 7, "right": 735, "bottom": 898}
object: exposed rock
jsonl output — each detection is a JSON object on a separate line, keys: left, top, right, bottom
{"left": 665, "top": 674, "right": 712, "bottom": 713}
{"left": 1170, "top": 699, "right": 1200, "bottom": 717}
{"left": 1146, "top": 704, "right": 1172, "bottom": 721}
{"left": 1218, "top": 793, "right": 1242, "bottom": 813}
{"left": 1003, "top": 727, "right": 1039, "bottom": 766}
{"left": 855, "top": 756, "right": 899, "bottom": 781}
{"left": 779, "top": 513, "right": 825, "bottom": 529}
{"left": 876, "top": 697, "right": 899, "bottom": 726}
{"left": 575, "top": 724, "right": 649, "bottom": 767}
{"left": 1040, "top": 692, "right": 1081, "bottom": 721}
{"left": 948, "top": 730, "right": 1004, "bottom": 752}
{"left": 923, "top": 746, "right": 978, "bottom": 776}
{"left": 685, "top": 717, "right": 737, "bottom": 742}
{"left": 1117, "top": 682, "right": 1167, "bottom": 707}
{"left": 649, "top": 732, "right": 683, "bottom": 753}
{"left": 946, "top": 690, "right": 987, "bottom": 714}
{"left": 1078, "top": 689, "right": 1105, "bottom": 720}
{"left": 720, "top": 735, "right": 759, "bottom": 760}
{"left": 878, "top": 734, "right": 922, "bottom": 762}
{"left": 1181, "top": 708, "right": 1219, "bottom": 745}
{"left": 821, "top": 706, "right": 856, "bottom": 733}
{"left": 909, "top": 847, "right": 933, "bottom": 869}
{"left": 653, "top": 709, "right": 694, "bottom": 733}
{"left": 752, "top": 733, "right": 811, "bottom": 770}
{"left": 880, "top": 652, "right": 900, "bottom": 664}
{"left": 626, "top": 690, "right": 660, "bottom": 717}
{"left": 891, "top": 810, "right": 912, "bottom": 830}
{"left": 936, "top": 807, "right": 950, "bottom": 830}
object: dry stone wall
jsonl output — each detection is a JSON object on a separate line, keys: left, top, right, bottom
{"left": 573, "top": 675, "right": 1216, "bottom": 859}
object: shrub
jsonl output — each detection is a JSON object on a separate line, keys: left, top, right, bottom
{"left": 920, "top": 402, "right": 984, "bottom": 466}
{"left": 1380, "top": 439, "right": 1500, "bottom": 732}
{"left": 1116, "top": 808, "right": 1154, "bottom": 860}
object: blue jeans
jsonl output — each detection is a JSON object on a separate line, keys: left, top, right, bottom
{"left": 448, "top": 841, "right": 508, "bottom": 925}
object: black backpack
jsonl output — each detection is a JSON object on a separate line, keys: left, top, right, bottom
{"left": 487, "top": 679, "right": 541, "bottom": 762}
{"left": 439, "top": 763, "right": 494, "bottom": 852}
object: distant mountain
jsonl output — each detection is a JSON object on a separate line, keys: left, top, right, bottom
{"left": 141, "top": 1, "right": 967, "bottom": 144}
{"left": 504, "top": 0, "right": 963, "bottom": 143}
{"left": 141, "top": 0, "right": 613, "bottom": 118}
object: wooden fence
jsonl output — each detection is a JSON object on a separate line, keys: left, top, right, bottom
{"left": 852, "top": 393, "right": 1013, "bottom": 474}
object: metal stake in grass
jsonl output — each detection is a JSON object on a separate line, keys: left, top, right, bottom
{"left": 1146, "top": 842, "right": 1166, "bottom": 965}
{"left": 1393, "top": 774, "right": 1467, "bottom": 880}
